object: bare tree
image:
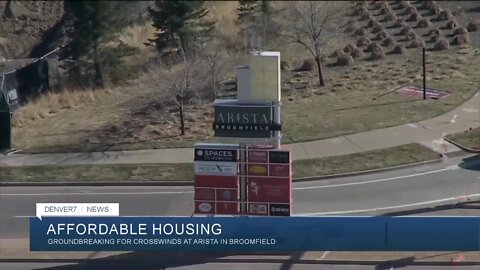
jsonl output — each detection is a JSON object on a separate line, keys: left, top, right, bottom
{"left": 283, "top": 1, "right": 341, "bottom": 86}
{"left": 201, "top": 38, "right": 228, "bottom": 100}
{"left": 160, "top": 42, "right": 199, "bottom": 136}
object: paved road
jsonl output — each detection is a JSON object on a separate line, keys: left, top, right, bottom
{"left": 1, "top": 262, "right": 479, "bottom": 270}
{"left": 1, "top": 154, "right": 479, "bottom": 238}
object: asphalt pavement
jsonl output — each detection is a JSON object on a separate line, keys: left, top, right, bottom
{"left": 1, "top": 262, "right": 479, "bottom": 270}
{"left": 1, "top": 154, "right": 479, "bottom": 239}
{"left": 1, "top": 154, "right": 479, "bottom": 270}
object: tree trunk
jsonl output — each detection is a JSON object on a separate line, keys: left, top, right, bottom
{"left": 315, "top": 56, "right": 325, "bottom": 87}
{"left": 3, "top": 0, "right": 13, "bottom": 18}
{"left": 211, "top": 66, "right": 217, "bottom": 100}
{"left": 179, "top": 103, "right": 185, "bottom": 136}
{"left": 93, "top": 40, "right": 104, "bottom": 88}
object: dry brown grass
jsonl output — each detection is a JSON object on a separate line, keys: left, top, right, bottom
{"left": 206, "top": 1, "right": 240, "bottom": 44}
{"left": 13, "top": 88, "right": 113, "bottom": 128}
{"left": 117, "top": 21, "right": 156, "bottom": 50}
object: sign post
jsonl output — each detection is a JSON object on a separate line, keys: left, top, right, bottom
{"left": 239, "top": 143, "right": 247, "bottom": 215}
{"left": 0, "top": 90, "right": 12, "bottom": 151}
{"left": 423, "top": 47, "right": 426, "bottom": 100}
{"left": 194, "top": 51, "right": 291, "bottom": 217}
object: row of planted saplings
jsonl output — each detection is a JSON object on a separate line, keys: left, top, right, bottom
{"left": 348, "top": 0, "right": 477, "bottom": 53}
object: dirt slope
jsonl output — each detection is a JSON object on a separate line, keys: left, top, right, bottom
{"left": 0, "top": 1, "right": 64, "bottom": 59}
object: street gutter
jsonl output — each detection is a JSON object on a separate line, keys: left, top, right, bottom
{"left": 0, "top": 157, "right": 444, "bottom": 187}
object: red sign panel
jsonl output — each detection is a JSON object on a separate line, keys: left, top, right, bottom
{"left": 194, "top": 175, "right": 239, "bottom": 188}
{"left": 269, "top": 164, "right": 291, "bottom": 177}
{"left": 194, "top": 188, "right": 216, "bottom": 200}
{"left": 194, "top": 201, "right": 215, "bottom": 214}
{"left": 247, "top": 177, "right": 291, "bottom": 203}
{"left": 215, "top": 188, "right": 238, "bottom": 201}
{"left": 247, "top": 163, "right": 268, "bottom": 176}
{"left": 248, "top": 203, "right": 269, "bottom": 215}
{"left": 215, "top": 202, "right": 239, "bottom": 215}
{"left": 248, "top": 150, "right": 268, "bottom": 163}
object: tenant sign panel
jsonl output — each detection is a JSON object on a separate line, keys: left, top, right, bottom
{"left": 194, "top": 162, "right": 238, "bottom": 175}
{"left": 194, "top": 175, "right": 239, "bottom": 188}
{"left": 247, "top": 177, "right": 291, "bottom": 203}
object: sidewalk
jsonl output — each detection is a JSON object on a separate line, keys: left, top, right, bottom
{"left": 1, "top": 92, "right": 479, "bottom": 167}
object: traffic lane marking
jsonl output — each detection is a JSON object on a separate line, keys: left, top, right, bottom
{"left": 295, "top": 193, "right": 480, "bottom": 216}
{"left": 0, "top": 166, "right": 462, "bottom": 196}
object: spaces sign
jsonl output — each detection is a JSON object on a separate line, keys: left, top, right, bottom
{"left": 213, "top": 101, "right": 275, "bottom": 138}
{"left": 194, "top": 149, "right": 237, "bottom": 162}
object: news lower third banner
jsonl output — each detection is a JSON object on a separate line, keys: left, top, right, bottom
{"left": 30, "top": 217, "right": 480, "bottom": 251}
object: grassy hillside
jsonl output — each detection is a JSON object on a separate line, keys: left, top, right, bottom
{"left": 8, "top": 0, "right": 480, "bottom": 153}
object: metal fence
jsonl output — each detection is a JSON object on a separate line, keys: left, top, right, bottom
{"left": 0, "top": 47, "right": 60, "bottom": 112}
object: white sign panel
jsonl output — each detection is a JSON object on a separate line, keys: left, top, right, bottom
{"left": 36, "top": 203, "right": 119, "bottom": 220}
{"left": 249, "top": 51, "right": 281, "bottom": 103}
{"left": 194, "top": 162, "right": 238, "bottom": 175}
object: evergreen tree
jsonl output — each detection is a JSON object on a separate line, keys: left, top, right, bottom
{"left": 237, "top": 0, "right": 274, "bottom": 50}
{"left": 147, "top": 1, "right": 215, "bottom": 55}
{"left": 64, "top": 1, "right": 123, "bottom": 88}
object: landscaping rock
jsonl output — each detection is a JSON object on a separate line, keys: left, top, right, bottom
{"left": 438, "top": 10, "right": 453, "bottom": 21}
{"left": 354, "top": 27, "right": 367, "bottom": 36}
{"left": 408, "top": 38, "right": 426, "bottom": 48}
{"left": 428, "top": 28, "right": 442, "bottom": 37}
{"left": 453, "top": 27, "right": 468, "bottom": 36}
{"left": 400, "top": 25, "right": 413, "bottom": 35}
{"left": 415, "top": 18, "right": 432, "bottom": 28}
{"left": 382, "top": 37, "right": 395, "bottom": 47}
{"left": 429, "top": 35, "right": 441, "bottom": 43}
{"left": 372, "top": 24, "right": 384, "bottom": 34}
{"left": 369, "top": 43, "right": 386, "bottom": 60}
{"left": 295, "top": 58, "right": 315, "bottom": 71}
{"left": 392, "top": 18, "right": 406, "bottom": 28}
{"left": 451, "top": 34, "right": 470, "bottom": 45}
{"left": 336, "top": 54, "right": 354, "bottom": 66}
{"left": 375, "top": 30, "right": 388, "bottom": 41}
{"left": 445, "top": 19, "right": 459, "bottom": 30}
{"left": 343, "top": 43, "right": 358, "bottom": 54}
{"left": 433, "top": 38, "right": 450, "bottom": 50}
{"left": 356, "top": 37, "right": 371, "bottom": 48}
{"left": 406, "top": 31, "right": 418, "bottom": 41}
{"left": 406, "top": 6, "right": 418, "bottom": 15}
{"left": 466, "top": 19, "right": 480, "bottom": 32}
{"left": 351, "top": 47, "right": 364, "bottom": 58}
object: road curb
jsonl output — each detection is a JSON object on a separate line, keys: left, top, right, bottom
{"left": 0, "top": 257, "right": 478, "bottom": 266}
{"left": 443, "top": 137, "right": 479, "bottom": 155}
{"left": 292, "top": 157, "right": 443, "bottom": 182}
{"left": 0, "top": 157, "right": 444, "bottom": 187}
